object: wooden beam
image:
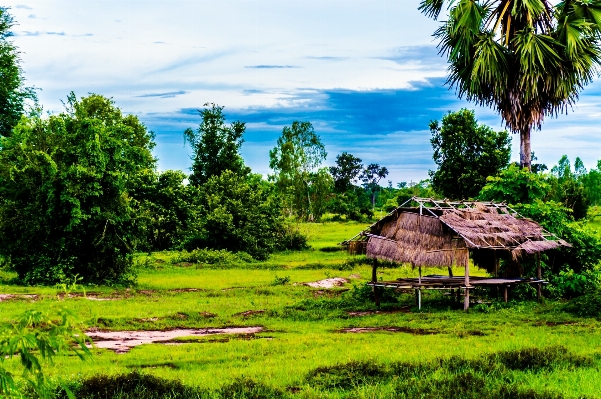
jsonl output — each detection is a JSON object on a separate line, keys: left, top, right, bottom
{"left": 464, "top": 250, "right": 470, "bottom": 311}
{"left": 537, "top": 253, "right": 542, "bottom": 301}
{"left": 372, "top": 258, "right": 380, "bottom": 307}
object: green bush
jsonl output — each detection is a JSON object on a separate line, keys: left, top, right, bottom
{"left": 0, "top": 94, "right": 155, "bottom": 285}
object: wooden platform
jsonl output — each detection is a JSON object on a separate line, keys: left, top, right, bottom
{"left": 367, "top": 275, "right": 547, "bottom": 310}
{"left": 367, "top": 275, "right": 546, "bottom": 289}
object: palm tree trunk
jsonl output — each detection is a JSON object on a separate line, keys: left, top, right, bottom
{"left": 520, "top": 128, "right": 532, "bottom": 171}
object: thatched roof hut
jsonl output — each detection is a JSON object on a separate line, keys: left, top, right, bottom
{"left": 345, "top": 197, "right": 570, "bottom": 269}
{"left": 345, "top": 197, "right": 570, "bottom": 310}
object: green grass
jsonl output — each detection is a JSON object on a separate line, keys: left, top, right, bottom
{"left": 1, "top": 222, "right": 600, "bottom": 398}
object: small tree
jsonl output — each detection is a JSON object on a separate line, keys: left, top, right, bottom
{"left": 184, "top": 103, "right": 250, "bottom": 186}
{"left": 0, "top": 7, "right": 35, "bottom": 137}
{"left": 269, "top": 121, "right": 327, "bottom": 219}
{"left": 429, "top": 109, "right": 511, "bottom": 199}
{"left": 0, "top": 93, "right": 156, "bottom": 285}
{"left": 184, "top": 171, "right": 285, "bottom": 260}
{"left": 329, "top": 152, "right": 363, "bottom": 193}
{"left": 132, "top": 169, "right": 191, "bottom": 251}
{"left": 360, "top": 163, "right": 389, "bottom": 210}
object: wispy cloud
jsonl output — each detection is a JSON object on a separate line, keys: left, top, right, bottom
{"left": 15, "top": 5, "right": 32, "bottom": 9}
{"left": 136, "top": 90, "right": 188, "bottom": 99}
{"left": 244, "top": 65, "right": 300, "bottom": 69}
{"left": 15, "top": 30, "right": 92, "bottom": 37}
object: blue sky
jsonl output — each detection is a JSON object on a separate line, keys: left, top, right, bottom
{"left": 6, "top": 1, "right": 601, "bottom": 183}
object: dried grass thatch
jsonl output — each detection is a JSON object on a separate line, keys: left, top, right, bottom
{"left": 366, "top": 212, "right": 469, "bottom": 267}
{"left": 356, "top": 198, "right": 570, "bottom": 268}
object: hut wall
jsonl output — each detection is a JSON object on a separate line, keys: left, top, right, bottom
{"left": 366, "top": 212, "right": 468, "bottom": 267}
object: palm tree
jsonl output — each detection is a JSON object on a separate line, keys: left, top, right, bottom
{"left": 419, "top": 0, "right": 601, "bottom": 170}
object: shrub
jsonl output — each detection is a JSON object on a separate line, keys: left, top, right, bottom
{"left": 0, "top": 94, "right": 155, "bottom": 285}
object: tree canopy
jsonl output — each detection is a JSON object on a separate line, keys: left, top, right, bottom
{"left": 429, "top": 108, "right": 511, "bottom": 199}
{"left": 184, "top": 103, "right": 250, "bottom": 186}
{"left": 330, "top": 152, "right": 363, "bottom": 193}
{"left": 419, "top": 0, "right": 601, "bottom": 171}
{"left": 269, "top": 121, "right": 327, "bottom": 220}
{"left": 0, "top": 94, "right": 156, "bottom": 285}
{"left": 0, "top": 7, "right": 35, "bottom": 137}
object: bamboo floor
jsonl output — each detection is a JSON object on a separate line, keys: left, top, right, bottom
{"left": 366, "top": 275, "right": 546, "bottom": 290}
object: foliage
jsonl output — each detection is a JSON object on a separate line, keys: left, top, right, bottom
{"left": 184, "top": 103, "right": 250, "bottom": 187}
{"left": 582, "top": 160, "right": 601, "bottom": 205}
{"left": 563, "top": 289, "right": 601, "bottom": 318}
{"left": 0, "top": 94, "right": 155, "bottom": 285}
{"left": 274, "top": 224, "right": 310, "bottom": 251}
{"left": 429, "top": 109, "right": 511, "bottom": 199}
{"left": 132, "top": 170, "right": 191, "bottom": 251}
{"left": 479, "top": 164, "right": 551, "bottom": 204}
{"left": 183, "top": 171, "right": 288, "bottom": 260}
{"left": 550, "top": 155, "right": 591, "bottom": 220}
{"left": 269, "top": 121, "right": 327, "bottom": 220}
{"left": 1, "top": 310, "right": 90, "bottom": 398}
{"left": 513, "top": 200, "right": 601, "bottom": 296}
{"left": 0, "top": 7, "right": 36, "bottom": 137}
{"left": 391, "top": 180, "right": 439, "bottom": 211}
{"left": 329, "top": 152, "right": 363, "bottom": 193}
{"left": 360, "top": 163, "right": 389, "bottom": 210}
{"left": 420, "top": 0, "right": 601, "bottom": 171}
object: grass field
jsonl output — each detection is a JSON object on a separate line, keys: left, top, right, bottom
{"left": 1, "top": 221, "right": 600, "bottom": 398}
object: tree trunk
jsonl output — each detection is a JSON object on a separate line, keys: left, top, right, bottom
{"left": 520, "top": 128, "right": 532, "bottom": 171}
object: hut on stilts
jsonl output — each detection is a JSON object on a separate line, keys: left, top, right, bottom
{"left": 343, "top": 197, "right": 571, "bottom": 310}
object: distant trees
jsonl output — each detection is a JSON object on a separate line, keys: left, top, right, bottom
{"left": 185, "top": 103, "right": 250, "bottom": 186}
{"left": 0, "top": 94, "right": 156, "bottom": 285}
{"left": 269, "top": 121, "right": 328, "bottom": 220}
{"left": 429, "top": 109, "right": 511, "bottom": 199}
{"left": 0, "top": 7, "right": 36, "bottom": 137}
{"left": 360, "top": 164, "right": 389, "bottom": 210}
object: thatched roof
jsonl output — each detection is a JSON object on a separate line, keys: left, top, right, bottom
{"left": 345, "top": 197, "right": 570, "bottom": 267}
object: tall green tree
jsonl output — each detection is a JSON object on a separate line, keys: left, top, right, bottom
{"left": 420, "top": 0, "right": 601, "bottom": 171}
{"left": 429, "top": 108, "right": 511, "bottom": 199}
{"left": 360, "top": 163, "right": 389, "bottom": 210}
{"left": 269, "top": 121, "right": 327, "bottom": 219}
{"left": 0, "top": 93, "right": 156, "bottom": 285}
{"left": 329, "top": 152, "right": 363, "bottom": 193}
{"left": 0, "top": 7, "right": 35, "bottom": 137}
{"left": 184, "top": 103, "right": 249, "bottom": 186}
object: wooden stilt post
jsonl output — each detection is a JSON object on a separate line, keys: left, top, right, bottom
{"left": 418, "top": 265, "right": 422, "bottom": 310}
{"left": 537, "top": 253, "right": 542, "bottom": 301}
{"left": 504, "top": 286, "right": 508, "bottom": 303}
{"left": 372, "top": 258, "right": 380, "bottom": 307}
{"left": 494, "top": 250, "right": 500, "bottom": 300}
{"left": 464, "top": 249, "right": 470, "bottom": 311}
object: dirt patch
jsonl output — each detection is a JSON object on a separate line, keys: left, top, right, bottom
{"left": 199, "top": 311, "right": 217, "bottom": 318}
{"left": 174, "top": 262, "right": 195, "bottom": 267}
{"left": 170, "top": 288, "right": 203, "bottom": 293}
{"left": 137, "top": 290, "right": 157, "bottom": 295}
{"left": 234, "top": 309, "right": 266, "bottom": 317}
{"left": 534, "top": 321, "right": 579, "bottom": 327}
{"left": 87, "top": 327, "right": 264, "bottom": 354}
{"left": 338, "top": 326, "right": 439, "bottom": 335}
{"left": 313, "top": 289, "right": 349, "bottom": 298}
{"left": 348, "top": 274, "right": 361, "bottom": 279}
{"left": 347, "top": 307, "right": 411, "bottom": 317}
{"left": 222, "top": 287, "right": 247, "bottom": 291}
{"left": 0, "top": 294, "right": 38, "bottom": 302}
{"left": 304, "top": 278, "right": 348, "bottom": 289}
